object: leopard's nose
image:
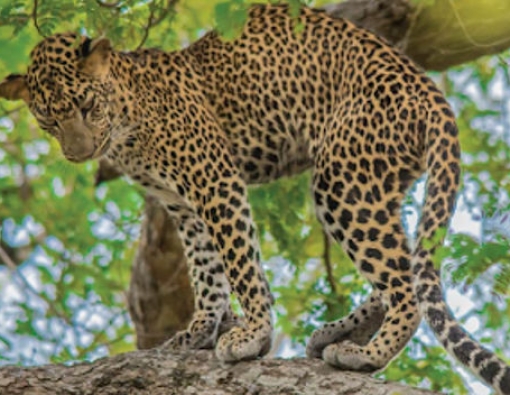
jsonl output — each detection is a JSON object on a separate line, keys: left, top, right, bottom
{"left": 58, "top": 118, "right": 96, "bottom": 162}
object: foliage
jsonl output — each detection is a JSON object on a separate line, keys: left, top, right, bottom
{"left": 0, "top": 1, "right": 509, "bottom": 394}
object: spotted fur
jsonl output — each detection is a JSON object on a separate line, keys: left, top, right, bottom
{"left": 0, "top": 4, "right": 508, "bottom": 393}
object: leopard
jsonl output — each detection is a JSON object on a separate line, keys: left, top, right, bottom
{"left": 1, "top": 4, "right": 508, "bottom": 393}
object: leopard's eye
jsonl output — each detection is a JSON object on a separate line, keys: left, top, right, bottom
{"left": 80, "top": 98, "right": 94, "bottom": 119}
{"left": 37, "top": 117, "right": 58, "bottom": 133}
{"left": 37, "top": 119, "right": 58, "bottom": 136}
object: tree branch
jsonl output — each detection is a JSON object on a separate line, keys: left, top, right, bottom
{"left": 324, "top": 0, "right": 510, "bottom": 71}
{"left": 0, "top": 350, "right": 442, "bottom": 395}
{"left": 136, "top": 0, "right": 179, "bottom": 50}
{"left": 322, "top": 230, "right": 337, "bottom": 295}
{"left": 31, "top": 0, "right": 44, "bottom": 37}
{"left": 127, "top": 195, "right": 194, "bottom": 349}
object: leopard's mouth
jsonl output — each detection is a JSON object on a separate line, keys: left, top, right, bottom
{"left": 65, "top": 137, "right": 110, "bottom": 163}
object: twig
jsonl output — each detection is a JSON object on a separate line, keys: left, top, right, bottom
{"left": 0, "top": 244, "right": 18, "bottom": 271}
{"left": 0, "top": 244, "right": 74, "bottom": 327}
{"left": 32, "top": 0, "right": 44, "bottom": 37}
{"left": 322, "top": 230, "right": 337, "bottom": 295}
{"left": 149, "top": 0, "right": 179, "bottom": 27}
{"left": 136, "top": 8, "right": 156, "bottom": 50}
{"left": 136, "top": 0, "right": 179, "bottom": 50}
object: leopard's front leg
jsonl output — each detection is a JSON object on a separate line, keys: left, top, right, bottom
{"left": 161, "top": 120, "right": 273, "bottom": 362}
{"left": 160, "top": 208, "right": 233, "bottom": 351}
{"left": 200, "top": 177, "right": 273, "bottom": 361}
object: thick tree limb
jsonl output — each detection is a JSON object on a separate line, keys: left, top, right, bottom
{"left": 325, "top": 0, "right": 510, "bottom": 71}
{"left": 405, "top": 0, "right": 510, "bottom": 70}
{"left": 0, "top": 350, "right": 442, "bottom": 395}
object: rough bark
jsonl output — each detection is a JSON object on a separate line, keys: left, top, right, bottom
{"left": 0, "top": 350, "right": 442, "bottom": 395}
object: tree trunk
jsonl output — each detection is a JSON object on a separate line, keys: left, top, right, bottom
{"left": 0, "top": 350, "right": 442, "bottom": 395}
{"left": 95, "top": 158, "right": 194, "bottom": 349}
{"left": 127, "top": 195, "right": 194, "bottom": 350}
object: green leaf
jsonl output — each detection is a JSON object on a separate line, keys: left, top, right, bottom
{"left": 214, "top": 0, "right": 248, "bottom": 40}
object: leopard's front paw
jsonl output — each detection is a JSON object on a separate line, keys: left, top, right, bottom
{"left": 162, "top": 315, "right": 219, "bottom": 351}
{"left": 215, "top": 326, "right": 272, "bottom": 362}
{"left": 322, "top": 340, "right": 382, "bottom": 372}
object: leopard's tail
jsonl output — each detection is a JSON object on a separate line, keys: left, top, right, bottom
{"left": 414, "top": 110, "right": 510, "bottom": 395}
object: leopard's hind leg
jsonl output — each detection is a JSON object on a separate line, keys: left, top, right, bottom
{"left": 310, "top": 118, "right": 422, "bottom": 371}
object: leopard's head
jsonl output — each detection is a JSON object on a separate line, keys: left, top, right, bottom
{"left": 0, "top": 33, "right": 116, "bottom": 163}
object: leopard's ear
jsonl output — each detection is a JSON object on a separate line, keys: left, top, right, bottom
{"left": 78, "top": 37, "right": 112, "bottom": 78}
{"left": 0, "top": 74, "right": 30, "bottom": 103}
